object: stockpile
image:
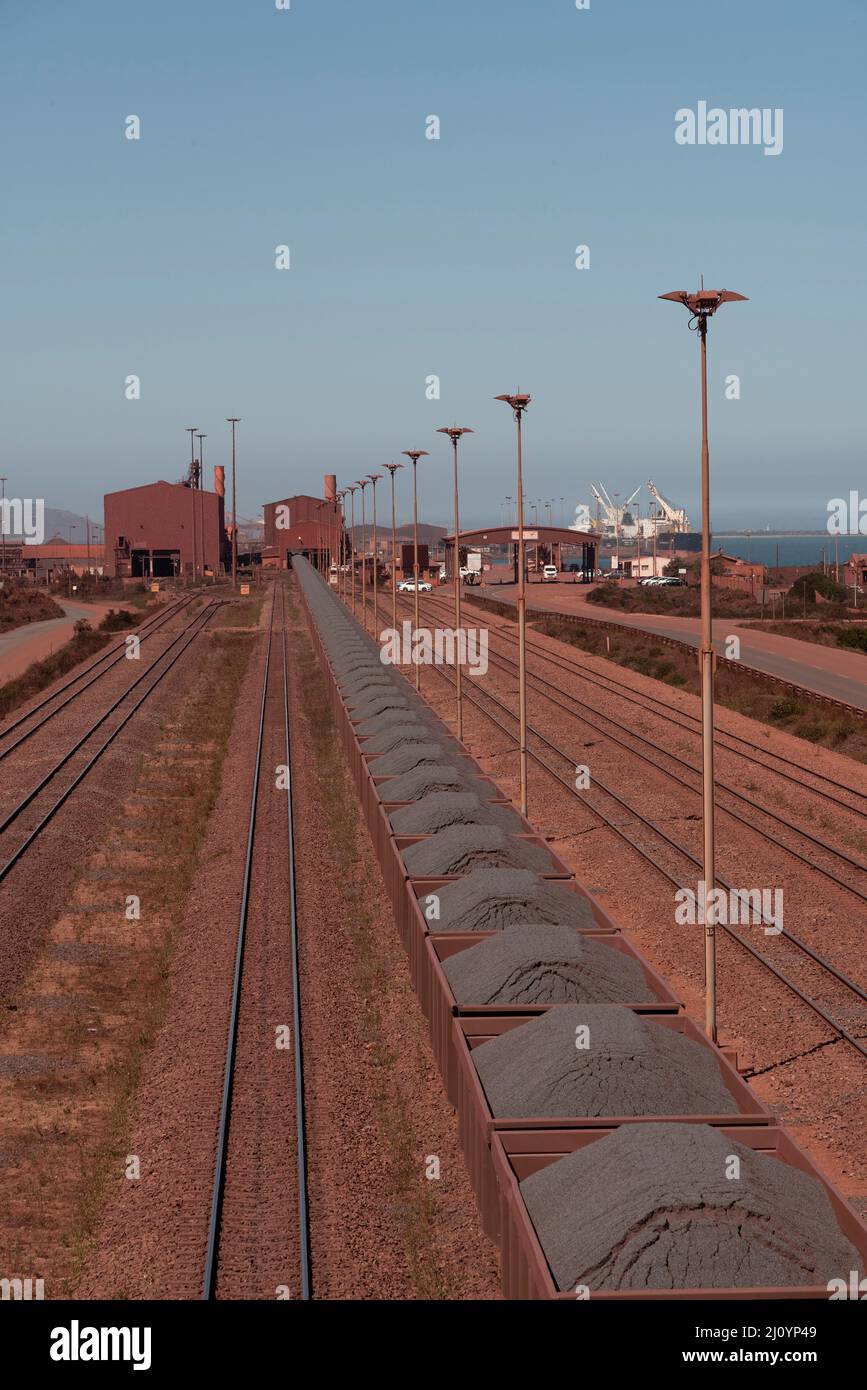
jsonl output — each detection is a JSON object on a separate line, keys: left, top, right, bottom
{"left": 520, "top": 1122, "right": 862, "bottom": 1292}
{"left": 402, "top": 825, "right": 557, "bottom": 877}
{"left": 390, "top": 791, "right": 524, "bottom": 835}
{"left": 293, "top": 559, "right": 867, "bottom": 1299}
{"left": 428, "top": 867, "right": 597, "bottom": 933}
{"left": 443, "top": 923, "right": 655, "bottom": 1005}
{"left": 471, "top": 1005, "right": 739, "bottom": 1117}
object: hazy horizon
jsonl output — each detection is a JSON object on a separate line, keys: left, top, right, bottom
{"left": 2, "top": 1, "right": 864, "bottom": 535}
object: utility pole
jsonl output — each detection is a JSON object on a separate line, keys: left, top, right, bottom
{"left": 346, "top": 485, "right": 358, "bottom": 613}
{"left": 383, "top": 463, "right": 404, "bottom": 634}
{"left": 196, "top": 434, "right": 207, "bottom": 580}
{"left": 436, "top": 426, "right": 473, "bottom": 741}
{"left": 660, "top": 284, "right": 747, "bottom": 1043}
{"left": 227, "top": 418, "right": 240, "bottom": 589}
{"left": 494, "top": 394, "right": 531, "bottom": 815}
{"left": 356, "top": 479, "right": 369, "bottom": 627}
{"left": 0, "top": 475, "right": 7, "bottom": 578}
{"left": 367, "top": 473, "right": 382, "bottom": 633}
{"left": 401, "top": 451, "right": 429, "bottom": 690}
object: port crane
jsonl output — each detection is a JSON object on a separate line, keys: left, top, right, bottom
{"left": 646, "top": 480, "right": 689, "bottom": 532}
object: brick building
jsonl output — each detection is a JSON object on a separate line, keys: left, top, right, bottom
{"left": 262, "top": 476, "right": 343, "bottom": 568}
{"left": 104, "top": 478, "right": 227, "bottom": 579}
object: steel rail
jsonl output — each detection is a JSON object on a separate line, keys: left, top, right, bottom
{"left": 0, "top": 595, "right": 197, "bottom": 760}
{"left": 204, "top": 580, "right": 312, "bottom": 1300}
{"left": 280, "top": 580, "right": 312, "bottom": 1299}
{"left": 461, "top": 592, "right": 867, "bottom": 816}
{"left": 411, "top": 592, "right": 867, "bottom": 898}
{"left": 0, "top": 602, "right": 219, "bottom": 884}
{"left": 0, "top": 602, "right": 219, "bottom": 840}
{"left": 203, "top": 591, "right": 274, "bottom": 1300}
{"left": 373, "top": 589, "right": 867, "bottom": 1061}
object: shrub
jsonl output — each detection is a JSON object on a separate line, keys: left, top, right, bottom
{"left": 836, "top": 626, "right": 867, "bottom": 652}
{"left": 769, "top": 695, "right": 804, "bottom": 720}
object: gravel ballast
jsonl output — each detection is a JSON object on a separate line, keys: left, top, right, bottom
{"left": 428, "top": 868, "right": 596, "bottom": 933}
{"left": 472, "top": 1004, "right": 739, "bottom": 1117}
{"left": 520, "top": 1121, "right": 862, "bottom": 1292}
{"left": 401, "top": 825, "right": 557, "bottom": 877}
{"left": 442, "top": 923, "right": 655, "bottom": 1005}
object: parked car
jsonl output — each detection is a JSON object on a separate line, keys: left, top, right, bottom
{"left": 542, "top": 564, "right": 558, "bottom": 582}
{"left": 397, "top": 578, "right": 432, "bottom": 593}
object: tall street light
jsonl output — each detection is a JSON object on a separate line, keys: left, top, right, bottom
{"left": 383, "top": 462, "right": 404, "bottom": 634}
{"left": 196, "top": 433, "right": 207, "bottom": 580}
{"left": 660, "top": 283, "right": 747, "bottom": 1042}
{"left": 436, "top": 426, "right": 473, "bottom": 741}
{"left": 185, "top": 427, "right": 198, "bottom": 483}
{"left": 494, "top": 393, "right": 531, "bottom": 816}
{"left": 335, "top": 490, "right": 346, "bottom": 600}
{"left": 356, "top": 479, "right": 369, "bottom": 627}
{"left": 367, "top": 473, "right": 382, "bottom": 635}
{"left": 227, "top": 418, "right": 240, "bottom": 589}
{"left": 401, "top": 450, "right": 429, "bottom": 689}
{"left": 0, "top": 475, "right": 6, "bottom": 577}
{"left": 346, "top": 485, "right": 359, "bottom": 612}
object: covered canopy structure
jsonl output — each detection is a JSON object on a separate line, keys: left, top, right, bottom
{"left": 443, "top": 524, "right": 598, "bottom": 582}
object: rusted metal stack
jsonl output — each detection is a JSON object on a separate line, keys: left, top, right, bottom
{"left": 293, "top": 558, "right": 867, "bottom": 1301}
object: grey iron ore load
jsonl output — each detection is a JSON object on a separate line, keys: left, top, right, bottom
{"left": 293, "top": 557, "right": 867, "bottom": 1298}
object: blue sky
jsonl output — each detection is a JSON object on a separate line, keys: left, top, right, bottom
{"left": 1, "top": 0, "right": 864, "bottom": 530}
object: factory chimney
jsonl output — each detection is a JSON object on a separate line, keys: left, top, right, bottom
{"left": 324, "top": 473, "right": 336, "bottom": 502}
{"left": 214, "top": 466, "right": 227, "bottom": 568}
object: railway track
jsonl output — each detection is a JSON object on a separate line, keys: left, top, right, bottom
{"left": 0, "top": 599, "right": 219, "bottom": 885}
{"left": 0, "top": 592, "right": 198, "bottom": 762}
{"left": 203, "top": 582, "right": 311, "bottom": 1301}
{"left": 409, "top": 591, "right": 867, "bottom": 901}
{"left": 299, "top": 560, "right": 867, "bottom": 1301}
{"left": 356, "top": 586, "right": 867, "bottom": 1064}
{"left": 425, "top": 587, "right": 867, "bottom": 818}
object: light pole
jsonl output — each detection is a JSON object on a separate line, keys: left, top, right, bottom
{"left": 436, "top": 426, "right": 473, "bottom": 741}
{"left": 356, "top": 480, "right": 369, "bottom": 627}
{"left": 66, "top": 525, "right": 76, "bottom": 594}
{"left": 0, "top": 475, "right": 6, "bottom": 577}
{"left": 227, "top": 418, "right": 240, "bottom": 589}
{"left": 494, "top": 393, "right": 531, "bottom": 815}
{"left": 346, "top": 485, "right": 358, "bottom": 613}
{"left": 367, "top": 474, "right": 382, "bottom": 634}
{"left": 196, "top": 433, "right": 207, "bottom": 580}
{"left": 401, "top": 450, "right": 429, "bottom": 689}
{"left": 383, "top": 462, "right": 404, "bottom": 634}
{"left": 660, "top": 283, "right": 747, "bottom": 1041}
{"left": 335, "top": 490, "right": 345, "bottom": 599}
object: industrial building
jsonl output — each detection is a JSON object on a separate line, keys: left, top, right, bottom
{"left": 104, "top": 474, "right": 228, "bottom": 579}
{"left": 0, "top": 538, "right": 105, "bottom": 581}
{"left": 262, "top": 475, "right": 343, "bottom": 568}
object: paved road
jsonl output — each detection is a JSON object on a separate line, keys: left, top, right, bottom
{"left": 472, "top": 581, "right": 867, "bottom": 712}
{"left": 0, "top": 601, "right": 113, "bottom": 687}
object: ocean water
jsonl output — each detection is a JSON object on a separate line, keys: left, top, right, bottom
{"left": 712, "top": 536, "right": 865, "bottom": 567}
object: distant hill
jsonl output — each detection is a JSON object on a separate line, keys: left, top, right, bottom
{"left": 2, "top": 507, "right": 99, "bottom": 541}
{"left": 351, "top": 522, "right": 446, "bottom": 545}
